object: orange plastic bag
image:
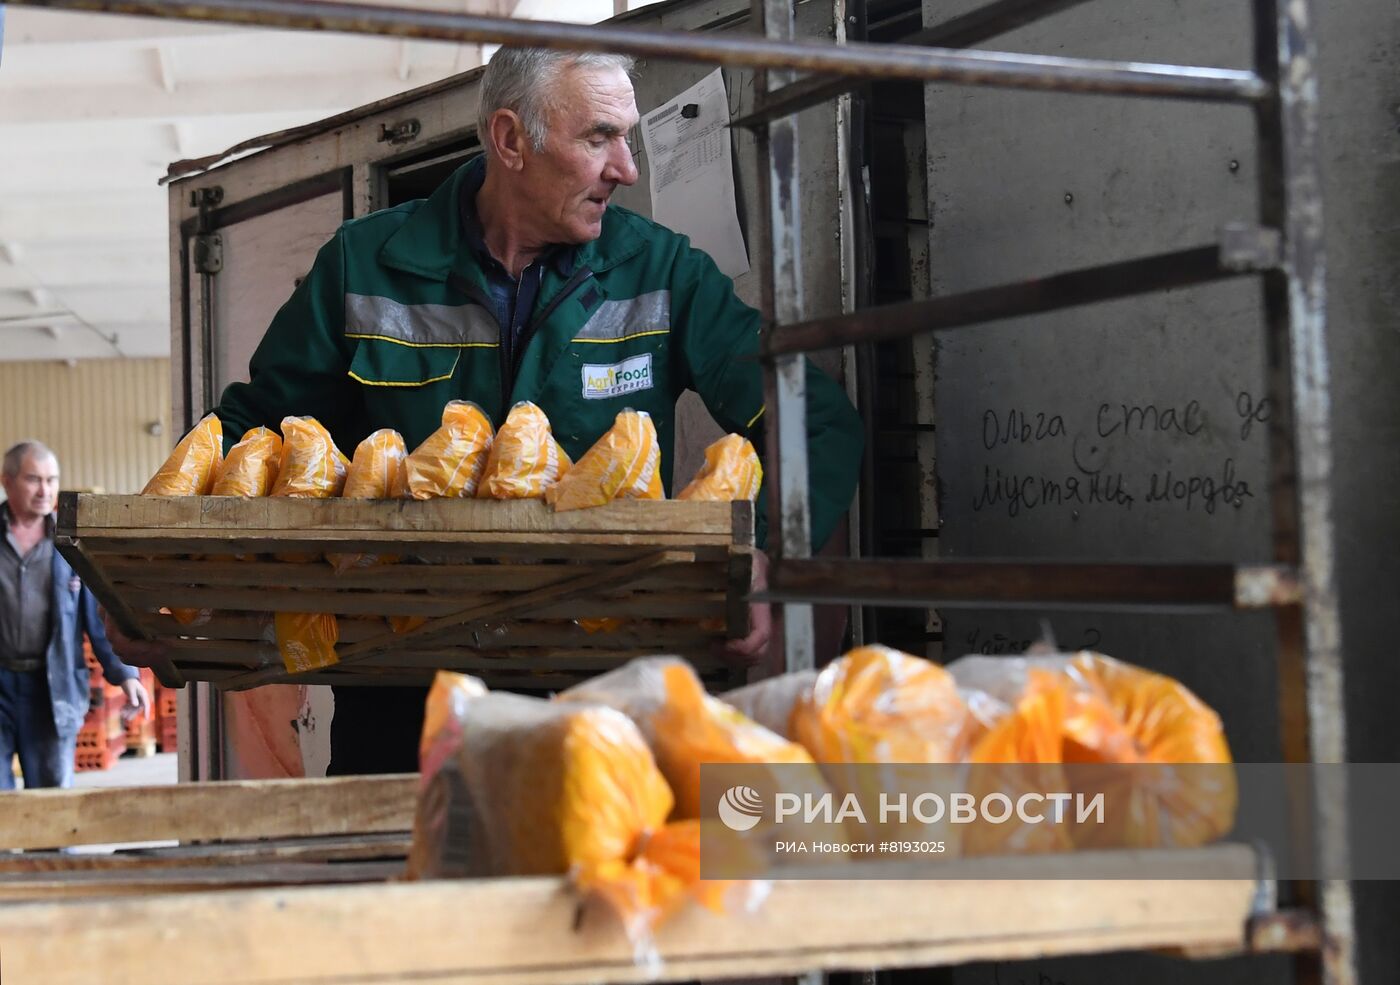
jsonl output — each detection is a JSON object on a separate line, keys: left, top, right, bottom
{"left": 211, "top": 426, "right": 282, "bottom": 497}
{"left": 274, "top": 611, "right": 339, "bottom": 674}
{"left": 328, "top": 429, "right": 408, "bottom": 574}
{"left": 960, "top": 668, "right": 1077, "bottom": 856}
{"left": 792, "top": 646, "right": 975, "bottom": 764}
{"left": 142, "top": 413, "right": 223, "bottom": 495}
{"left": 270, "top": 416, "right": 348, "bottom": 499}
{"left": 953, "top": 652, "right": 1237, "bottom": 853}
{"left": 560, "top": 656, "right": 817, "bottom": 820}
{"left": 545, "top": 409, "right": 663, "bottom": 512}
{"left": 677, "top": 434, "right": 762, "bottom": 503}
{"left": 405, "top": 401, "right": 494, "bottom": 499}
{"left": 728, "top": 647, "right": 972, "bottom": 851}
{"left": 408, "top": 675, "right": 739, "bottom": 958}
{"left": 476, "top": 401, "right": 572, "bottom": 499}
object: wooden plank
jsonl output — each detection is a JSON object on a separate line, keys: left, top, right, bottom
{"left": 0, "top": 860, "right": 405, "bottom": 901}
{"left": 0, "top": 833, "right": 411, "bottom": 874}
{"left": 144, "top": 613, "right": 718, "bottom": 649}
{"left": 120, "top": 586, "right": 725, "bottom": 620}
{"left": 79, "top": 531, "right": 734, "bottom": 561}
{"left": 0, "top": 775, "right": 416, "bottom": 851}
{"left": 55, "top": 534, "right": 185, "bottom": 688}
{"left": 65, "top": 494, "right": 739, "bottom": 538}
{"left": 336, "top": 550, "right": 694, "bottom": 666}
{"left": 102, "top": 557, "right": 730, "bottom": 593}
{"left": 0, "top": 848, "right": 1258, "bottom": 985}
{"left": 215, "top": 545, "right": 691, "bottom": 687}
{"left": 162, "top": 640, "right": 724, "bottom": 673}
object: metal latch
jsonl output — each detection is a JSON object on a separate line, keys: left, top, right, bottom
{"left": 379, "top": 119, "right": 422, "bottom": 145}
{"left": 193, "top": 233, "right": 223, "bottom": 275}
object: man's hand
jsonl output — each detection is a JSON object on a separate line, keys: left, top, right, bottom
{"left": 120, "top": 676, "right": 152, "bottom": 724}
{"left": 721, "top": 550, "right": 773, "bottom": 669}
{"left": 102, "top": 608, "right": 172, "bottom": 667}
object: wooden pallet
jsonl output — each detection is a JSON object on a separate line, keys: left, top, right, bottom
{"left": 56, "top": 493, "right": 754, "bottom": 690}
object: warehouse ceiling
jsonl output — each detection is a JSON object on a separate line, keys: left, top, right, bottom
{"left": 0, "top": 0, "right": 619, "bottom": 362}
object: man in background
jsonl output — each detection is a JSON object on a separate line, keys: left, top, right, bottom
{"left": 0, "top": 441, "right": 149, "bottom": 789}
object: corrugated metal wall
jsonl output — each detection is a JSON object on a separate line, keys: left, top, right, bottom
{"left": 0, "top": 359, "right": 170, "bottom": 495}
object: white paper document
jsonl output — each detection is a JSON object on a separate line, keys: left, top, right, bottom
{"left": 640, "top": 68, "right": 750, "bottom": 280}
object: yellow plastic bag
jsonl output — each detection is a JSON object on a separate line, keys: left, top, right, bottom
{"left": 328, "top": 429, "right": 408, "bottom": 574}
{"left": 560, "top": 656, "right": 816, "bottom": 820}
{"left": 545, "top": 409, "right": 663, "bottom": 512}
{"left": 409, "top": 675, "right": 735, "bottom": 957}
{"left": 952, "top": 652, "right": 1237, "bottom": 853}
{"left": 677, "top": 434, "right": 762, "bottom": 503}
{"left": 274, "top": 611, "right": 339, "bottom": 674}
{"left": 142, "top": 413, "right": 223, "bottom": 495}
{"left": 211, "top": 426, "right": 282, "bottom": 497}
{"left": 270, "top": 416, "right": 348, "bottom": 498}
{"left": 476, "top": 401, "right": 572, "bottom": 499}
{"left": 405, "top": 401, "right": 494, "bottom": 499}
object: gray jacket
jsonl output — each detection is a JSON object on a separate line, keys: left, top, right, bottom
{"left": 46, "top": 549, "right": 136, "bottom": 736}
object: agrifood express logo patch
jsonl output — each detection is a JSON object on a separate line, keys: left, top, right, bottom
{"left": 581, "top": 354, "right": 653, "bottom": 399}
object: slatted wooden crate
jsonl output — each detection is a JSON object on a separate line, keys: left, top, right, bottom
{"left": 55, "top": 492, "right": 754, "bottom": 691}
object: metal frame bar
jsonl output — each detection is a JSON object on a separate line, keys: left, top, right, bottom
{"left": 763, "top": 237, "right": 1274, "bottom": 356}
{"left": 1250, "top": 1, "right": 1355, "bottom": 983}
{"left": 732, "top": 0, "right": 1098, "bottom": 128}
{"left": 752, "top": 0, "right": 816, "bottom": 675}
{"left": 11, "top": 0, "right": 1266, "bottom": 100}
{"left": 761, "top": 559, "right": 1301, "bottom": 610}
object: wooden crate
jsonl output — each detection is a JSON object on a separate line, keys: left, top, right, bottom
{"left": 56, "top": 493, "right": 754, "bottom": 691}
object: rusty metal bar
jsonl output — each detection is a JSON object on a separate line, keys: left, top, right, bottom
{"left": 751, "top": 0, "right": 815, "bottom": 676}
{"left": 1252, "top": 0, "right": 1355, "bottom": 981}
{"left": 8, "top": 0, "right": 1268, "bottom": 99}
{"left": 763, "top": 238, "right": 1271, "bottom": 357}
{"left": 732, "top": 0, "right": 1097, "bottom": 129}
{"left": 760, "top": 558, "right": 1301, "bottom": 610}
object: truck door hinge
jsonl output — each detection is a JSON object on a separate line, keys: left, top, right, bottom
{"left": 194, "top": 233, "right": 224, "bottom": 275}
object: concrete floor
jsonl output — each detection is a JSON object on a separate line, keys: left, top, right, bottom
{"left": 72, "top": 750, "right": 179, "bottom": 789}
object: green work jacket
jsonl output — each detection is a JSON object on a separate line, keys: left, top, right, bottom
{"left": 215, "top": 158, "right": 862, "bottom": 550}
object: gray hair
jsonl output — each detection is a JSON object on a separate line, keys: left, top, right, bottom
{"left": 2, "top": 440, "right": 57, "bottom": 479}
{"left": 478, "top": 47, "right": 635, "bottom": 153}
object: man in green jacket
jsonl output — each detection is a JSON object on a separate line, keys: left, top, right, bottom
{"left": 210, "top": 47, "right": 863, "bottom": 774}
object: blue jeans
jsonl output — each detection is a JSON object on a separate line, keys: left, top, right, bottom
{"left": 0, "top": 667, "right": 77, "bottom": 790}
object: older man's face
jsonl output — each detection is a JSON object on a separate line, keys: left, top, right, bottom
{"left": 523, "top": 64, "right": 640, "bottom": 244}
{"left": 2, "top": 453, "right": 59, "bottom": 522}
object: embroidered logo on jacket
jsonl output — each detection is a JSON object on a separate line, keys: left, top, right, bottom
{"left": 581, "top": 354, "right": 654, "bottom": 400}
